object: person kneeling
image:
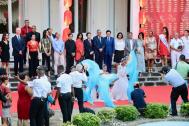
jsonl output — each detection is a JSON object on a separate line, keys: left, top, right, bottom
{"left": 131, "top": 83, "right": 146, "bottom": 116}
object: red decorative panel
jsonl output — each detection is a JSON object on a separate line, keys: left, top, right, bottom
{"left": 139, "top": 0, "right": 189, "bottom": 37}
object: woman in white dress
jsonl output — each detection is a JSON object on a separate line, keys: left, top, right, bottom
{"left": 112, "top": 58, "right": 128, "bottom": 100}
{"left": 136, "top": 32, "right": 146, "bottom": 74}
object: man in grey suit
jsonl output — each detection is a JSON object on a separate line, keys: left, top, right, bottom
{"left": 125, "top": 32, "right": 138, "bottom": 56}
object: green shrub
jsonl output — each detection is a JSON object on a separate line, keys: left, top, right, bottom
{"left": 180, "top": 102, "right": 189, "bottom": 116}
{"left": 72, "top": 113, "right": 101, "bottom": 126}
{"left": 62, "top": 122, "right": 76, "bottom": 126}
{"left": 97, "top": 109, "right": 116, "bottom": 123}
{"left": 114, "top": 106, "right": 139, "bottom": 121}
{"left": 144, "top": 104, "right": 168, "bottom": 119}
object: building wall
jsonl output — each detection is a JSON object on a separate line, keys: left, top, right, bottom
{"left": 87, "top": 0, "right": 128, "bottom": 37}
{"left": 1, "top": 0, "right": 129, "bottom": 37}
{"left": 23, "top": 0, "right": 49, "bottom": 34}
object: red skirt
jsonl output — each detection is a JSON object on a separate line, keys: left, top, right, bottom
{"left": 17, "top": 98, "right": 31, "bottom": 119}
{"left": 158, "top": 40, "right": 169, "bottom": 56}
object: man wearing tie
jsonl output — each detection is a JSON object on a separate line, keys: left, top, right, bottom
{"left": 84, "top": 32, "right": 94, "bottom": 60}
{"left": 93, "top": 29, "right": 105, "bottom": 69}
{"left": 12, "top": 28, "right": 25, "bottom": 75}
{"left": 104, "top": 30, "right": 115, "bottom": 73}
{"left": 125, "top": 32, "right": 138, "bottom": 56}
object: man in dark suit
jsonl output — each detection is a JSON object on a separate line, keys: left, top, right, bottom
{"left": 125, "top": 32, "right": 138, "bottom": 56}
{"left": 26, "top": 25, "right": 41, "bottom": 42}
{"left": 104, "top": 30, "right": 115, "bottom": 73}
{"left": 93, "top": 29, "right": 105, "bottom": 69}
{"left": 84, "top": 32, "right": 94, "bottom": 60}
{"left": 12, "top": 28, "right": 25, "bottom": 75}
{"left": 65, "top": 33, "right": 76, "bottom": 74}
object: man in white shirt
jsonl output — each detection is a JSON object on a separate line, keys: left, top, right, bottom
{"left": 70, "top": 64, "right": 88, "bottom": 113}
{"left": 170, "top": 32, "right": 184, "bottom": 68}
{"left": 28, "top": 66, "right": 51, "bottom": 126}
{"left": 160, "top": 66, "right": 188, "bottom": 116}
{"left": 55, "top": 65, "right": 73, "bottom": 123}
{"left": 181, "top": 30, "right": 189, "bottom": 62}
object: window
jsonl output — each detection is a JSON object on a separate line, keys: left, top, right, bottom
{"left": 0, "top": 0, "right": 19, "bottom": 33}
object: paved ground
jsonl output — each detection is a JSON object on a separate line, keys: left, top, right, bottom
{"left": 8, "top": 107, "right": 189, "bottom": 126}
{"left": 11, "top": 108, "right": 103, "bottom": 126}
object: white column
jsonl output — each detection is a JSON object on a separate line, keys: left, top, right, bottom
{"left": 130, "top": 0, "right": 140, "bottom": 39}
{"left": 87, "top": 0, "right": 92, "bottom": 32}
{"left": 8, "top": 0, "right": 12, "bottom": 35}
{"left": 8, "top": 0, "right": 13, "bottom": 60}
{"left": 24, "top": 0, "right": 29, "bottom": 19}
{"left": 41, "top": 0, "right": 49, "bottom": 30}
{"left": 74, "top": 0, "right": 79, "bottom": 34}
{"left": 108, "top": 0, "right": 115, "bottom": 35}
{"left": 18, "top": 0, "right": 24, "bottom": 27}
{"left": 59, "top": 0, "right": 64, "bottom": 36}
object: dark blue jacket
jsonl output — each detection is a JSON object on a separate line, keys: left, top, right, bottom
{"left": 12, "top": 35, "right": 25, "bottom": 56}
{"left": 93, "top": 36, "right": 105, "bottom": 55}
{"left": 104, "top": 37, "right": 115, "bottom": 55}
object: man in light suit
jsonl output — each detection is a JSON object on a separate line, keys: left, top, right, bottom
{"left": 12, "top": 27, "right": 25, "bottom": 75}
{"left": 125, "top": 32, "right": 138, "bottom": 56}
{"left": 104, "top": 30, "right": 115, "bottom": 73}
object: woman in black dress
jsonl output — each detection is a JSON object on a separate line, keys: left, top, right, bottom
{"left": 0, "top": 33, "right": 10, "bottom": 74}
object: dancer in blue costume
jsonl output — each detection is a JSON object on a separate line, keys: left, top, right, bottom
{"left": 81, "top": 59, "right": 101, "bottom": 103}
{"left": 125, "top": 51, "right": 139, "bottom": 100}
{"left": 98, "top": 65, "right": 118, "bottom": 107}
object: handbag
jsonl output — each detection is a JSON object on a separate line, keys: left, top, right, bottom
{"left": 2, "top": 99, "right": 12, "bottom": 108}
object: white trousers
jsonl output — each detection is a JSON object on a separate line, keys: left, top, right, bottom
{"left": 171, "top": 51, "right": 181, "bottom": 68}
{"left": 54, "top": 51, "right": 65, "bottom": 75}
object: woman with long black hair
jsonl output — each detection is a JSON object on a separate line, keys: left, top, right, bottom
{"left": 41, "top": 30, "right": 52, "bottom": 76}
{"left": 0, "top": 33, "right": 10, "bottom": 75}
{"left": 158, "top": 27, "right": 170, "bottom": 66}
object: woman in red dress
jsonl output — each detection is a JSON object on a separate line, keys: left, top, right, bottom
{"left": 17, "top": 71, "right": 32, "bottom": 126}
{"left": 158, "top": 27, "right": 170, "bottom": 66}
{"left": 75, "top": 33, "right": 84, "bottom": 63}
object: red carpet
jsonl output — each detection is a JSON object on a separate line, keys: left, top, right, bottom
{"left": 7, "top": 86, "right": 189, "bottom": 113}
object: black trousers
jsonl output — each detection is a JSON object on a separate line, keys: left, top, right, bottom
{"left": 42, "top": 53, "right": 51, "bottom": 71}
{"left": 44, "top": 103, "right": 49, "bottom": 126}
{"left": 74, "top": 88, "right": 84, "bottom": 113}
{"left": 104, "top": 53, "right": 113, "bottom": 73}
{"left": 171, "top": 84, "right": 188, "bottom": 115}
{"left": 66, "top": 55, "right": 74, "bottom": 74}
{"left": 58, "top": 92, "right": 72, "bottom": 123}
{"left": 29, "top": 52, "right": 39, "bottom": 77}
{"left": 30, "top": 98, "right": 46, "bottom": 126}
{"left": 95, "top": 52, "right": 103, "bottom": 69}
{"left": 14, "top": 54, "right": 24, "bottom": 75}
{"left": 23, "top": 47, "right": 27, "bottom": 64}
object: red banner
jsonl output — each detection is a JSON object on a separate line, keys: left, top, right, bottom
{"left": 139, "top": 0, "right": 189, "bottom": 38}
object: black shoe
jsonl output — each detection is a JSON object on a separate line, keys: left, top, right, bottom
{"left": 170, "top": 113, "right": 178, "bottom": 116}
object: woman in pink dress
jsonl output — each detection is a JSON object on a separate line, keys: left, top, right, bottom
{"left": 112, "top": 58, "right": 128, "bottom": 100}
{"left": 158, "top": 27, "right": 170, "bottom": 66}
{"left": 16, "top": 72, "right": 32, "bottom": 126}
